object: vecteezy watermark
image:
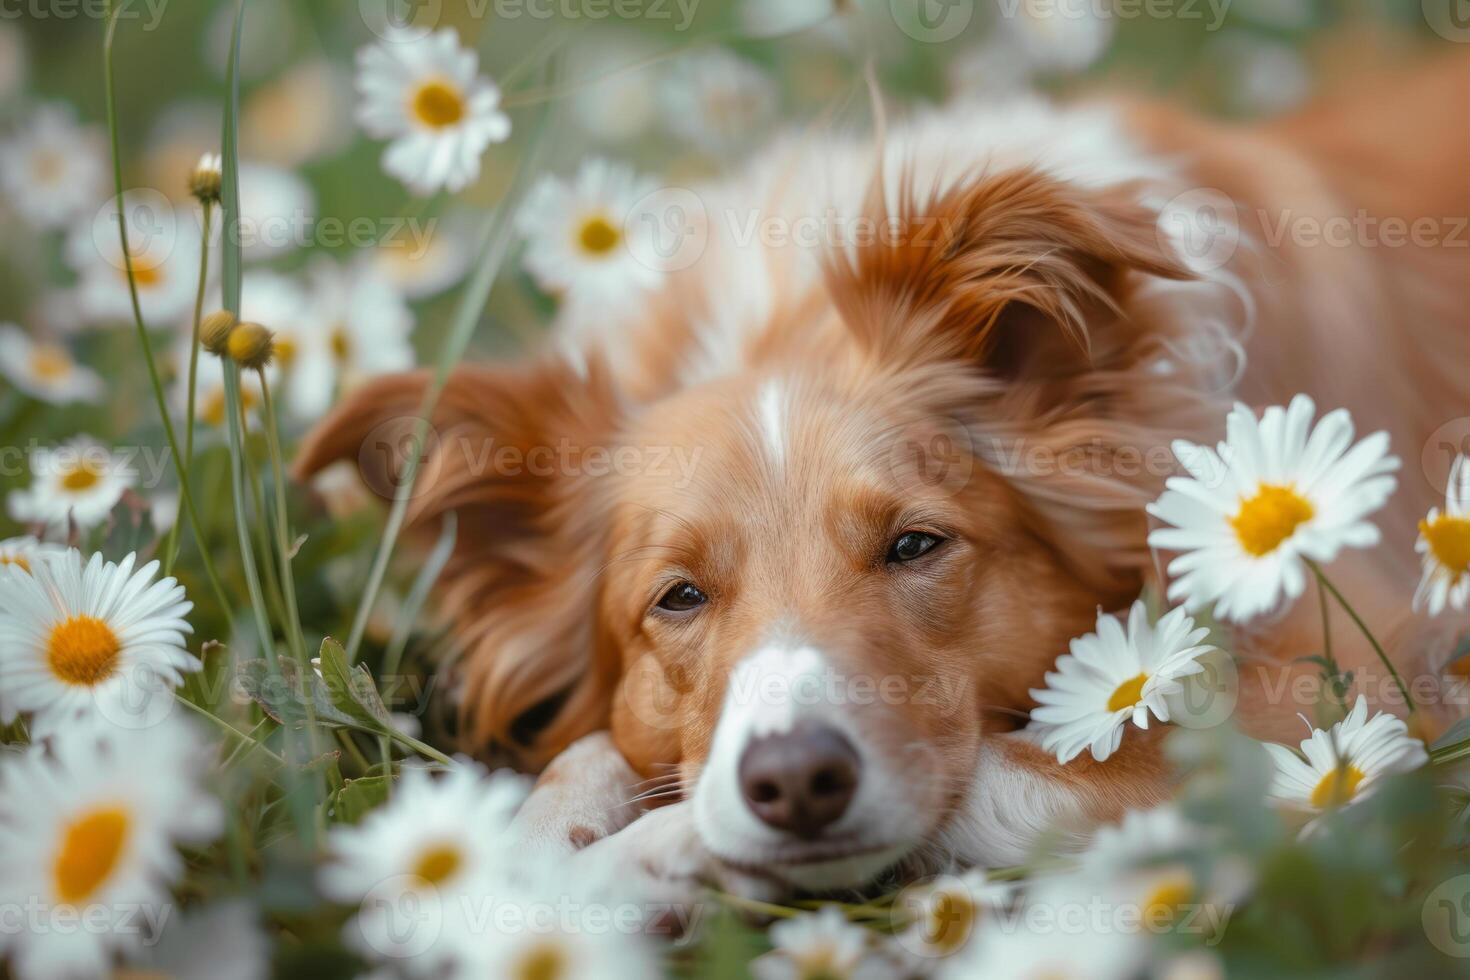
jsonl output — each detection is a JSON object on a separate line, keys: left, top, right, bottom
{"left": 0, "top": 898, "right": 173, "bottom": 944}
{"left": 357, "top": 0, "right": 700, "bottom": 40}
{"left": 995, "top": 0, "right": 1232, "bottom": 30}
{"left": 0, "top": 440, "right": 174, "bottom": 490}
{"left": 353, "top": 882, "right": 705, "bottom": 960}
{"left": 354, "top": 419, "right": 705, "bottom": 502}
{"left": 890, "top": 0, "right": 975, "bottom": 43}
{"left": 1424, "top": 875, "right": 1470, "bottom": 958}
{"left": 1424, "top": 0, "right": 1470, "bottom": 43}
{"left": 0, "top": 0, "right": 168, "bottom": 30}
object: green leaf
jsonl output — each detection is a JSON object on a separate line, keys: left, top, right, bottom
{"left": 316, "top": 637, "right": 393, "bottom": 729}
{"left": 332, "top": 776, "right": 392, "bottom": 825}
{"left": 237, "top": 657, "right": 356, "bottom": 729}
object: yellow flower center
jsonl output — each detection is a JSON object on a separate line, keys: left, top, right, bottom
{"left": 330, "top": 325, "right": 351, "bottom": 364}
{"left": 32, "top": 148, "right": 65, "bottom": 183}
{"left": 0, "top": 554, "right": 31, "bottom": 574}
{"left": 577, "top": 215, "right": 621, "bottom": 256}
{"left": 1310, "top": 763, "right": 1365, "bottom": 808}
{"left": 53, "top": 806, "right": 130, "bottom": 904}
{"left": 47, "top": 614, "right": 122, "bottom": 686}
{"left": 1141, "top": 870, "right": 1195, "bottom": 929}
{"left": 30, "top": 345, "right": 73, "bottom": 381}
{"left": 118, "top": 255, "right": 164, "bottom": 288}
{"left": 514, "top": 941, "right": 568, "bottom": 980}
{"left": 274, "top": 334, "right": 297, "bottom": 367}
{"left": 411, "top": 80, "right": 465, "bottom": 129}
{"left": 1231, "top": 484, "right": 1314, "bottom": 557}
{"left": 1422, "top": 514, "right": 1470, "bottom": 578}
{"left": 59, "top": 460, "right": 104, "bottom": 493}
{"left": 410, "top": 843, "right": 462, "bottom": 885}
{"left": 921, "top": 888, "right": 979, "bottom": 955}
{"left": 1107, "top": 673, "right": 1149, "bottom": 712}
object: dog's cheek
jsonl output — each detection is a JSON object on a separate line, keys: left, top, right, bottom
{"left": 610, "top": 660, "right": 688, "bottom": 777}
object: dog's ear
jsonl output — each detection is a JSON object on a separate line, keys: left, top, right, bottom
{"left": 293, "top": 358, "right": 622, "bottom": 771}
{"left": 827, "top": 167, "right": 1193, "bottom": 379}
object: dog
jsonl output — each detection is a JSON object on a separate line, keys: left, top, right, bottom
{"left": 295, "top": 53, "right": 1470, "bottom": 900}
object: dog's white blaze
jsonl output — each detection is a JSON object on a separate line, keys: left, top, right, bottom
{"left": 756, "top": 379, "right": 788, "bottom": 471}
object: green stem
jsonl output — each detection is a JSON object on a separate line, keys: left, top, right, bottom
{"left": 220, "top": 365, "right": 279, "bottom": 672}
{"left": 344, "top": 60, "right": 560, "bottom": 662}
{"left": 177, "top": 696, "right": 285, "bottom": 766}
{"left": 102, "top": 1, "right": 232, "bottom": 624}
{"left": 165, "top": 201, "right": 214, "bottom": 574}
{"left": 220, "top": 715, "right": 276, "bottom": 768}
{"left": 1307, "top": 559, "right": 1416, "bottom": 713}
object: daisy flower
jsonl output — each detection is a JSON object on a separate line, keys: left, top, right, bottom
{"left": 6, "top": 438, "right": 136, "bottom": 532}
{"left": 939, "top": 885, "right": 1146, "bottom": 980}
{"left": 567, "top": 39, "right": 658, "bottom": 145}
{"left": 1415, "top": 454, "right": 1470, "bottom": 616}
{"left": 753, "top": 905, "right": 890, "bottom": 980}
{"left": 285, "top": 256, "right": 415, "bottom": 422}
{"left": 0, "top": 324, "right": 104, "bottom": 404}
{"left": 127, "top": 899, "right": 271, "bottom": 980}
{"left": 320, "top": 763, "right": 527, "bottom": 971}
{"left": 67, "top": 190, "right": 205, "bottom": 328}
{"left": 998, "top": 0, "right": 1116, "bottom": 75}
{"left": 661, "top": 49, "right": 778, "bottom": 156}
{"left": 1029, "top": 602, "right": 1217, "bottom": 763}
{"left": 894, "top": 870, "right": 1013, "bottom": 963}
{"left": 236, "top": 161, "right": 316, "bottom": 261}
{"left": 0, "top": 716, "right": 222, "bottom": 980}
{"left": 0, "top": 103, "right": 107, "bottom": 230}
{"left": 517, "top": 158, "right": 664, "bottom": 321}
{"left": 1147, "top": 395, "right": 1400, "bottom": 623}
{"left": 242, "top": 58, "right": 355, "bottom": 167}
{"left": 0, "top": 550, "right": 196, "bottom": 734}
{"left": 371, "top": 218, "right": 471, "bottom": 300}
{"left": 1265, "top": 695, "right": 1427, "bottom": 811}
{"left": 354, "top": 27, "right": 511, "bottom": 195}
{"left": 0, "top": 536, "right": 68, "bottom": 578}
{"left": 465, "top": 886, "right": 662, "bottom": 980}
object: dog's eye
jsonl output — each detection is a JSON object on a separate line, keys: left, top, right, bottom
{"left": 657, "top": 581, "right": 708, "bottom": 612}
{"left": 887, "top": 531, "right": 943, "bottom": 563}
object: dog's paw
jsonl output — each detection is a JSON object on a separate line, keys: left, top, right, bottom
{"left": 569, "top": 801, "right": 709, "bottom": 905}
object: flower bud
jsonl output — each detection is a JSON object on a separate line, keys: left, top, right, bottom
{"left": 200, "top": 310, "right": 238, "bottom": 356}
{"left": 226, "top": 321, "right": 275, "bottom": 370}
{"left": 189, "top": 152, "right": 223, "bottom": 204}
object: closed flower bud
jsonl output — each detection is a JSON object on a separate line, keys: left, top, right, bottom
{"left": 189, "top": 152, "right": 223, "bottom": 204}
{"left": 226, "top": 321, "right": 275, "bottom": 370}
{"left": 200, "top": 310, "right": 238, "bottom": 356}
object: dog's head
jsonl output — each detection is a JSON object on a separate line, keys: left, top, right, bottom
{"left": 296, "top": 161, "right": 1231, "bottom": 889}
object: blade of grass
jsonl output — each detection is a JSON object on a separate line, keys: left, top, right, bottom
{"left": 102, "top": 0, "right": 231, "bottom": 625}
{"left": 344, "top": 58, "right": 561, "bottom": 662}
{"left": 164, "top": 200, "right": 215, "bottom": 575}
{"left": 381, "top": 510, "right": 457, "bottom": 684}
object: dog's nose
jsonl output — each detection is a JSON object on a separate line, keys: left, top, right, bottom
{"left": 737, "top": 723, "right": 861, "bottom": 838}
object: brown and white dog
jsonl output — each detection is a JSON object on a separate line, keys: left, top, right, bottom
{"left": 296, "top": 54, "right": 1470, "bottom": 899}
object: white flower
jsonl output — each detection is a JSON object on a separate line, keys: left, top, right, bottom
{"left": 354, "top": 27, "right": 511, "bottom": 195}
{"left": 126, "top": 899, "right": 271, "bottom": 980}
{"left": 370, "top": 218, "right": 471, "bottom": 300}
{"left": 940, "top": 882, "right": 1145, "bottom": 980}
{"left": 0, "top": 716, "right": 222, "bottom": 980}
{"left": 237, "top": 161, "right": 316, "bottom": 261}
{"left": 1147, "top": 395, "right": 1400, "bottom": 623}
{"left": 661, "top": 49, "right": 778, "bottom": 156}
{"left": 0, "top": 550, "right": 196, "bottom": 734}
{"left": 740, "top": 0, "right": 855, "bottom": 40}
{"left": 6, "top": 438, "right": 136, "bottom": 532}
{"left": 464, "top": 891, "right": 661, "bottom": 980}
{"left": 0, "top": 536, "right": 68, "bottom": 578}
{"left": 752, "top": 906, "right": 888, "bottom": 980}
{"left": 567, "top": 39, "right": 658, "bottom": 145}
{"left": 894, "top": 870, "right": 1013, "bottom": 963}
{"left": 1416, "top": 454, "right": 1470, "bottom": 617}
{"left": 0, "top": 103, "right": 106, "bottom": 230}
{"left": 0, "top": 324, "right": 103, "bottom": 404}
{"left": 1266, "top": 695, "right": 1427, "bottom": 811}
{"left": 68, "top": 190, "right": 205, "bottom": 328}
{"left": 1029, "top": 602, "right": 1216, "bottom": 763}
{"left": 997, "top": 0, "right": 1116, "bottom": 75}
{"left": 517, "top": 158, "right": 664, "bottom": 322}
{"left": 285, "top": 256, "right": 415, "bottom": 422}
{"left": 321, "top": 763, "right": 527, "bottom": 973}
{"left": 242, "top": 58, "right": 355, "bottom": 167}
{"left": 1210, "top": 33, "right": 1312, "bottom": 117}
